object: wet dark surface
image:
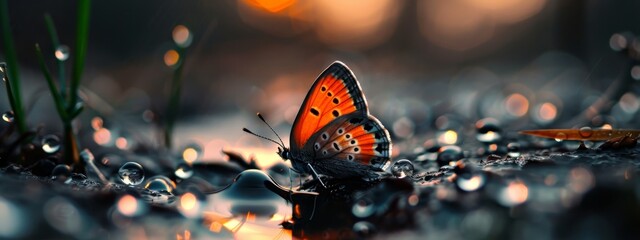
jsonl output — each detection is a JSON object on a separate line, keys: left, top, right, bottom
{"left": 1, "top": 1, "right": 640, "bottom": 239}
{"left": 2, "top": 127, "right": 640, "bottom": 239}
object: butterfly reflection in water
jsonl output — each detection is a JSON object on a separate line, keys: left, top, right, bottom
{"left": 244, "top": 61, "right": 392, "bottom": 188}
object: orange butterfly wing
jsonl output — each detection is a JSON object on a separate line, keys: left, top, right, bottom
{"left": 308, "top": 115, "right": 392, "bottom": 172}
{"left": 290, "top": 61, "right": 367, "bottom": 149}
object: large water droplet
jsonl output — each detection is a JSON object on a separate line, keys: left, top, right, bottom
{"left": 182, "top": 143, "right": 203, "bottom": 163}
{"left": 118, "top": 162, "right": 145, "bottom": 185}
{"left": 2, "top": 111, "right": 14, "bottom": 123}
{"left": 41, "top": 134, "right": 61, "bottom": 153}
{"left": 352, "top": 198, "right": 375, "bottom": 218}
{"left": 51, "top": 164, "right": 71, "bottom": 181}
{"left": 578, "top": 126, "right": 593, "bottom": 138}
{"left": 353, "top": 221, "right": 376, "bottom": 238}
{"left": 506, "top": 142, "right": 521, "bottom": 158}
{"left": 475, "top": 118, "right": 502, "bottom": 143}
{"left": 391, "top": 159, "right": 414, "bottom": 178}
{"left": 437, "top": 145, "right": 463, "bottom": 166}
{"left": 144, "top": 176, "right": 176, "bottom": 194}
{"left": 175, "top": 163, "right": 194, "bottom": 179}
{"left": 456, "top": 173, "right": 486, "bottom": 192}
{"left": 554, "top": 132, "right": 568, "bottom": 142}
{"left": 54, "top": 45, "right": 70, "bottom": 61}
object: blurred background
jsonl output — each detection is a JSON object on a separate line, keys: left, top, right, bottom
{"left": 2, "top": 0, "right": 640, "bottom": 167}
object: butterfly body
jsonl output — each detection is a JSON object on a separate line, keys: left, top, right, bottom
{"left": 279, "top": 61, "right": 392, "bottom": 183}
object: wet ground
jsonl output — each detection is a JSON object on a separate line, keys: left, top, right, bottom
{"left": 1, "top": 125, "right": 640, "bottom": 240}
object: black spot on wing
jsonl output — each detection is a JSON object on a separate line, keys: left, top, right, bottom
{"left": 310, "top": 108, "right": 320, "bottom": 116}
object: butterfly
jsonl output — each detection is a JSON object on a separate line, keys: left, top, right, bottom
{"left": 245, "top": 61, "right": 392, "bottom": 187}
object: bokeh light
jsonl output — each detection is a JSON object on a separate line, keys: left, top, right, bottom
{"left": 504, "top": 93, "right": 529, "bottom": 117}
{"left": 164, "top": 49, "right": 180, "bottom": 67}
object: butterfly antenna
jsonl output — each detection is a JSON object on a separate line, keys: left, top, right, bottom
{"left": 242, "top": 128, "right": 284, "bottom": 148}
{"left": 256, "top": 113, "right": 286, "bottom": 147}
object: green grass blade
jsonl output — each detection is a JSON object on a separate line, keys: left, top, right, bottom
{"left": 69, "top": 0, "right": 91, "bottom": 111}
{"left": 35, "top": 44, "right": 68, "bottom": 121}
{"left": 44, "top": 13, "right": 67, "bottom": 97}
{"left": 0, "top": 0, "right": 26, "bottom": 133}
{"left": 164, "top": 48, "right": 186, "bottom": 149}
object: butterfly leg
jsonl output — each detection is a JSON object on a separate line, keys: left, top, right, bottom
{"left": 307, "top": 163, "right": 327, "bottom": 188}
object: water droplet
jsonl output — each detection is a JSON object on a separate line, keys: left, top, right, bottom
{"left": 352, "top": 198, "right": 375, "bottom": 218}
{"left": 554, "top": 132, "right": 568, "bottom": 142}
{"left": 391, "top": 159, "right": 414, "bottom": 178}
{"left": 475, "top": 118, "right": 501, "bottom": 133}
{"left": 51, "top": 164, "right": 71, "bottom": 181}
{"left": 41, "top": 135, "right": 61, "bottom": 153}
{"left": 118, "top": 162, "right": 145, "bottom": 185}
{"left": 506, "top": 142, "right": 521, "bottom": 158}
{"left": 353, "top": 221, "right": 376, "bottom": 238}
{"left": 175, "top": 163, "right": 194, "bottom": 179}
{"left": 144, "top": 176, "right": 176, "bottom": 194}
{"left": 54, "top": 45, "right": 70, "bottom": 61}
{"left": 475, "top": 118, "right": 502, "bottom": 143}
{"left": 2, "top": 111, "right": 14, "bottom": 123}
{"left": 456, "top": 173, "right": 486, "bottom": 192}
{"left": 578, "top": 126, "right": 593, "bottom": 138}
{"left": 437, "top": 145, "right": 463, "bottom": 166}
{"left": 182, "top": 143, "right": 203, "bottom": 163}
{"left": 212, "top": 170, "right": 305, "bottom": 218}
{"left": 583, "top": 140, "right": 595, "bottom": 149}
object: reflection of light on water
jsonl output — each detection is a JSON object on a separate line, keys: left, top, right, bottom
{"left": 498, "top": 180, "right": 529, "bottom": 206}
